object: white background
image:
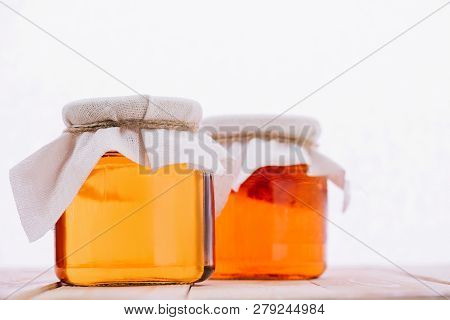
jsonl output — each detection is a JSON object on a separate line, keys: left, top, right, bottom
{"left": 0, "top": 0, "right": 449, "bottom": 269}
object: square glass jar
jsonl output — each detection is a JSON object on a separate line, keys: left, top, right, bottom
{"left": 55, "top": 152, "right": 215, "bottom": 286}
{"left": 213, "top": 164, "right": 327, "bottom": 279}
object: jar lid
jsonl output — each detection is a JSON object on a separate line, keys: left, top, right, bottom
{"left": 202, "top": 114, "right": 348, "bottom": 211}
{"left": 10, "top": 94, "right": 235, "bottom": 242}
{"left": 63, "top": 95, "right": 202, "bottom": 132}
{"left": 202, "top": 114, "right": 321, "bottom": 146}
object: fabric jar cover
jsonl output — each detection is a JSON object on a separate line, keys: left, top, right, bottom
{"left": 10, "top": 95, "right": 230, "bottom": 242}
{"left": 201, "top": 114, "right": 350, "bottom": 210}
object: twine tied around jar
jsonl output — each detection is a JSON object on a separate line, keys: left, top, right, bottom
{"left": 211, "top": 131, "right": 317, "bottom": 148}
{"left": 65, "top": 119, "right": 198, "bottom": 134}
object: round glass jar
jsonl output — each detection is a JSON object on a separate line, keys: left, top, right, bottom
{"left": 213, "top": 164, "right": 327, "bottom": 279}
{"left": 55, "top": 151, "right": 215, "bottom": 285}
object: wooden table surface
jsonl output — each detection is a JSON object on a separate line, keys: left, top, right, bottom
{"left": 1, "top": 266, "right": 449, "bottom": 300}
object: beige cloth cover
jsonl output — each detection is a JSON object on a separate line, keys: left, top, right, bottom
{"left": 202, "top": 114, "right": 350, "bottom": 209}
{"left": 10, "top": 95, "right": 230, "bottom": 242}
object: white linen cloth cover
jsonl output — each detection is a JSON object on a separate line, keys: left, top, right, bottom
{"left": 10, "top": 95, "right": 230, "bottom": 242}
{"left": 201, "top": 114, "right": 350, "bottom": 210}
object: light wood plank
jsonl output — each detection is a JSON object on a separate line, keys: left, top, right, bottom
{"left": 0, "top": 268, "right": 58, "bottom": 300}
{"left": 33, "top": 284, "right": 190, "bottom": 300}
{"left": 188, "top": 267, "right": 450, "bottom": 299}
{"left": 310, "top": 267, "right": 450, "bottom": 299}
{"left": 406, "top": 266, "right": 450, "bottom": 285}
{"left": 188, "top": 279, "right": 327, "bottom": 299}
{"left": 2, "top": 266, "right": 449, "bottom": 299}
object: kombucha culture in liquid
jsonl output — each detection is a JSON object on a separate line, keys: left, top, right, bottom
{"left": 55, "top": 152, "right": 208, "bottom": 285}
{"left": 214, "top": 164, "right": 327, "bottom": 279}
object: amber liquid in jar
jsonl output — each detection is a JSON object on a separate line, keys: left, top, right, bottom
{"left": 214, "top": 164, "right": 327, "bottom": 279}
{"left": 55, "top": 152, "right": 214, "bottom": 286}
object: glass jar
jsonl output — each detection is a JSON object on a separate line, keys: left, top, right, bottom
{"left": 55, "top": 151, "right": 215, "bottom": 286}
{"left": 214, "top": 163, "right": 327, "bottom": 279}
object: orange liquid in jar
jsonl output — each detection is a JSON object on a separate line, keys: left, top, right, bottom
{"left": 55, "top": 152, "right": 212, "bottom": 285}
{"left": 214, "top": 164, "right": 327, "bottom": 279}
